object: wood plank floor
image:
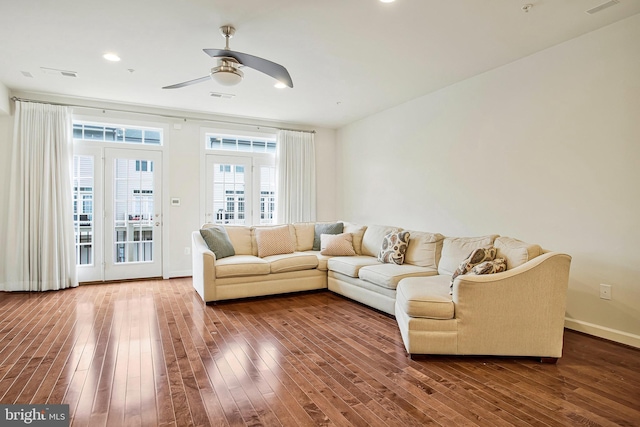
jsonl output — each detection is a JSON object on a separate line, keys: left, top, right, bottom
{"left": 1, "top": 278, "right": 639, "bottom": 426}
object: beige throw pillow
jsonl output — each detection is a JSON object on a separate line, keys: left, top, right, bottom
{"left": 320, "top": 233, "right": 356, "bottom": 256}
{"left": 255, "top": 225, "right": 295, "bottom": 257}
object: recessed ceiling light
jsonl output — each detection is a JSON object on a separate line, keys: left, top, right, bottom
{"left": 380, "top": 0, "right": 396, "bottom": 3}
{"left": 103, "top": 53, "right": 121, "bottom": 62}
{"left": 274, "top": 82, "right": 287, "bottom": 89}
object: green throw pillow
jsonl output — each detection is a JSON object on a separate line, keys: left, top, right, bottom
{"left": 200, "top": 227, "right": 235, "bottom": 260}
{"left": 312, "top": 223, "right": 344, "bottom": 251}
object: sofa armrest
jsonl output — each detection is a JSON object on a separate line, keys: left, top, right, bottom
{"left": 192, "top": 231, "right": 217, "bottom": 302}
{"left": 453, "top": 252, "right": 572, "bottom": 357}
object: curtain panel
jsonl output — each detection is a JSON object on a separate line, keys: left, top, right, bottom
{"left": 276, "top": 130, "right": 316, "bottom": 224}
{"left": 2, "top": 101, "right": 77, "bottom": 291}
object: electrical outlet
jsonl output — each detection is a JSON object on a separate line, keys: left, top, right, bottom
{"left": 599, "top": 284, "right": 612, "bottom": 300}
{"left": 184, "top": 247, "right": 191, "bottom": 255}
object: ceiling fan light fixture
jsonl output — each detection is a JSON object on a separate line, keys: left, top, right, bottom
{"left": 210, "top": 60, "right": 244, "bottom": 86}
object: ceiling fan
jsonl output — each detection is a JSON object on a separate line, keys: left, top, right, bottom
{"left": 162, "top": 25, "right": 293, "bottom": 89}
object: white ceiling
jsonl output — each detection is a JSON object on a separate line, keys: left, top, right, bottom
{"left": 1, "top": 0, "right": 638, "bottom": 129}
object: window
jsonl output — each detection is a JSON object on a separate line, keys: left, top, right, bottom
{"left": 73, "top": 122, "right": 163, "bottom": 146}
{"left": 207, "top": 134, "right": 276, "bottom": 153}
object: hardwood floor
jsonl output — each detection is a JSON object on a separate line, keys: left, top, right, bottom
{"left": 1, "top": 278, "right": 638, "bottom": 426}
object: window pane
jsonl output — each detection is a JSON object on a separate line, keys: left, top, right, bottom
{"left": 73, "top": 155, "right": 94, "bottom": 265}
{"left": 144, "top": 130, "right": 161, "bottom": 145}
{"left": 222, "top": 138, "right": 236, "bottom": 151}
{"left": 84, "top": 125, "right": 104, "bottom": 140}
{"left": 237, "top": 139, "right": 252, "bottom": 152}
{"left": 253, "top": 141, "right": 266, "bottom": 152}
{"left": 125, "top": 128, "right": 143, "bottom": 143}
{"left": 266, "top": 142, "right": 277, "bottom": 154}
{"left": 73, "top": 124, "right": 83, "bottom": 139}
{"left": 104, "top": 127, "right": 118, "bottom": 141}
{"left": 209, "top": 137, "right": 221, "bottom": 149}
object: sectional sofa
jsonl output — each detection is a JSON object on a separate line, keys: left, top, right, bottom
{"left": 191, "top": 221, "right": 571, "bottom": 359}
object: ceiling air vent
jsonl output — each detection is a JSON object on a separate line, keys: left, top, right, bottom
{"left": 586, "top": 0, "right": 619, "bottom": 15}
{"left": 40, "top": 67, "right": 78, "bottom": 77}
{"left": 210, "top": 92, "right": 235, "bottom": 99}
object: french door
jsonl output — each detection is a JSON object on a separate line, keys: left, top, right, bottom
{"left": 74, "top": 147, "right": 162, "bottom": 282}
{"left": 104, "top": 148, "right": 162, "bottom": 281}
{"left": 204, "top": 154, "right": 276, "bottom": 226}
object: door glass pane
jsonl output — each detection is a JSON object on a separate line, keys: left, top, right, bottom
{"left": 73, "top": 155, "right": 94, "bottom": 265}
{"left": 259, "top": 165, "right": 276, "bottom": 225}
{"left": 213, "top": 162, "right": 245, "bottom": 224}
{"left": 113, "top": 158, "right": 154, "bottom": 263}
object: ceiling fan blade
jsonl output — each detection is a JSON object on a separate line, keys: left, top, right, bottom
{"left": 162, "top": 75, "right": 211, "bottom": 89}
{"left": 203, "top": 49, "right": 293, "bottom": 88}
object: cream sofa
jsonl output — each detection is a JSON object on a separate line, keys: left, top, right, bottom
{"left": 192, "top": 222, "right": 571, "bottom": 359}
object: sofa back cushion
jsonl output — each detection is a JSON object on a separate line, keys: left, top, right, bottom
{"left": 361, "top": 225, "right": 400, "bottom": 257}
{"left": 438, "top": 235, "right": 499, "bottom": 276}
{"left": 221, "top": 225, "right": 254, "bottom": 255}
{"left": 404, "top": 230, "right": 445, "bottom": 269}
{"left": 341, "top": 222, "right": 367, "bottom": 255}
{"left": 494, "top": 236, "right": 542, "bottom": 269}
{"left": 293, "top": 222, "right": 315, "bottom": 251}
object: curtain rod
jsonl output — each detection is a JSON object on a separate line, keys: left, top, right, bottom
{"left": 10, "top": 96, "right": 316, "bottom": 134}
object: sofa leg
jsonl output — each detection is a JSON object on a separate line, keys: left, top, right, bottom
{"left": 540, "top": 357, "right": 558, "bottom": 364}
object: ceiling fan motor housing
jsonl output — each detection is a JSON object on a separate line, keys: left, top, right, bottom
{"left": 211, "top": 58, "right": 243, "bottom": 86}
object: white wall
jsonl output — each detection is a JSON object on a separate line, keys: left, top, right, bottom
{"left": 0, "top": 96, "right": 337, "bottom": 279}
{"left": 336, "top": 14, "right": 640, "bottom": 347}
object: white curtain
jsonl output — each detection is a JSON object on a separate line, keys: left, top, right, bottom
{"left": 276, "top": 130, "right": 316, "bottom": 223}
{"left": 3, "top": 101, "right": 77, "bottom": 291}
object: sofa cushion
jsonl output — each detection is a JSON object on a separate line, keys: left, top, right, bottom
{"left": 495, "top": 237, "right": 542, "bottom": 269}
{"left": 221, "top": 225, "right": 253, "bottom": 255}
{"left": 264, "top": 252, "right": 319, "bottom": 273}
{"left": 312, "top": 251, "right": 331, "bottom": 271}
{"left": 396, "top": 276, "right": 454, "bottom": 319}
{"left": 199, "top": 226, "right": 235, "bottom": 260}
{"left": 341, "top": 222, "right": 367, "bottom": 255}
{"left": 471, "top": 258, "right": 507, "bottom": 275}
{"left": 378, "top": 231, "right": 410, "bottom": 265}
{"left": 215, "top": 255, "right": 270, "bottom": 278}
{"left": 328, "top": 256, "right": 380, "bottom": 278}
{"left": 438, "top": 235, "right": 499, "bottom": 276}
{"left": 359, "top": 264, "right": 438, "bottom": 290}
{"left": 361, "top": 225, "right": 400, "bottom": 257}
{"left": 404, "top": 231, "right": 445, "bottom": 269}
{"left": 313, "top": 222, "right": 344, "bottom": 251}
{"left": 255, "top": 225, "right": 295, "bottom": 257}
{"left": 321, "top": 233, "right": 356, "bottom": 256}
{"left": 293, "top": 222, "right": 315, "bottom": 251}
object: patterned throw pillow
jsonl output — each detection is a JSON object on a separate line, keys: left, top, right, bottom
{"left": 320, "top": 233, "right": 356, "bottom": 256}
{"left": 255, "top": 225, "right": 295, "bottom": 257}
{"left": 200, "top": 226, "right": 235, "bottom": 260}
{"left": 471, "top": 258, "right": 507, "bottom": 275}
{"left": 313, "top": 223, "right": 344, "bottom": 251}
{"left": 378, "top": 231, "right": 411, "bottom": 265}
{"left": 450, "top": 247, "right": 497, "bottom": 293}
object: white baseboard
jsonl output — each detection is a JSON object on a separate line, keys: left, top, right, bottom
{"left": 565, "top": 318, "right": 640, "bottom": 349}
{"left": 168, "top": 270, "right": 192, "bottom": 279}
